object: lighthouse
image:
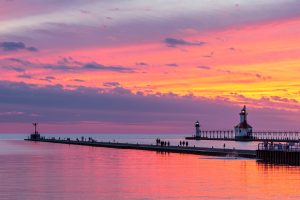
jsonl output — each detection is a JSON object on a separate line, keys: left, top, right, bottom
{"left": 30, "top": 123, "right": 41, "bottom": 140}
{"left": 195, "top": 121, "right": 201, "bottom": 138}
{"left": 234, "top": 105, "right": 253, "bottom": 140}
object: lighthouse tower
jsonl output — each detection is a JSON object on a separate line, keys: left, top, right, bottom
{"left": 195, "top": 121, "right": 201, "bottom": 138}
{"left": 30, "top": 123, "right": 41, "bottom": 140}
{"left": 234, "top": 106, "right": 252, "bottom": 140}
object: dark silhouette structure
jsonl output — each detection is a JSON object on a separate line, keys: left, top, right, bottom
{"left": 30, "top": 123, "right": 41, "bottom": 140}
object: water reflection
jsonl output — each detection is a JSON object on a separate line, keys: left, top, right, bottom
{"left": 0, "top": 140, "right": 299, "bottom": 200}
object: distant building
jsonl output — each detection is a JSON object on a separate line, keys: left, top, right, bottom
{"left": 234, "top": 105, "right": 253, "bottom": 140}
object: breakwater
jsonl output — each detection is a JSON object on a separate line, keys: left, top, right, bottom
{"left": 24, "top": 138, "right": 256, "bottom": 159}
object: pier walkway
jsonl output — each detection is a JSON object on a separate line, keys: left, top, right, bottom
{"left": 25, "top": 138, "right": 256, "bottom": 159}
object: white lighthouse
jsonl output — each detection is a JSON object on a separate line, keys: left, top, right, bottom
{"left": 234, "top": 105, "right": 252, "bottom": 140}
{"left": 195, "top": 121, "right": 201, "bottom": 138}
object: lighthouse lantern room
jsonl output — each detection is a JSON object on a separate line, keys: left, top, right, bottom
{"left": 195, "top": 121, "right": 201, "bottom": 138}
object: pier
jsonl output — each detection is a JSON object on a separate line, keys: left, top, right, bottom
{"left": 186, "top": 106, "right": 300, "bottom": 142}
{"left": 25, "top": 137, "right": 256, "bottom": 159}
{"left": 24, "top": 113, "right": 300, "bottom": 165}
{"left": 257, "top": 142, "right": 300, "bottom": 165}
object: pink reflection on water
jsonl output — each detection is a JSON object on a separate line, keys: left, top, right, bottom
{"left": 0, "top": 140, "right": 300, "bottom": 200}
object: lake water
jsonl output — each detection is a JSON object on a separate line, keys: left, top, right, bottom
{"left": 0, "top": 134, "right": 300, "bottom": 200}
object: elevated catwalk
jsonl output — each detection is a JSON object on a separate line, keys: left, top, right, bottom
{"left": 186, "top": 130, "right": 300, "bottom": 142}
{"left": 187, "top": 106, "right": 300, "bottom": 142}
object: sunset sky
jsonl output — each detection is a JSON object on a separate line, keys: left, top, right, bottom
{"left": 1, "top": 0, "right": 300, "bottom": 133}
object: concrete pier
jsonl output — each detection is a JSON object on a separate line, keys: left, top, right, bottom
{"left": 257, "top": 143, "right": 300, "bottom": 165}
{"left": 24, "top": 138, "right": 256, "bottom": 159}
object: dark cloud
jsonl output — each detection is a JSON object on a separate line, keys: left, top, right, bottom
{"left": 83, "top": 63, "right": 134, "bottom": 73}
{"left": 1, "top": 58, "right": 31, "bottom": 73}
{"left": 6, "top": 58, "right": 32, "bottom": 65}
{"left": 0, "top": 81, "right": 235, "bottom": 125}
{"left": 136, "top": 62, "right": 148, "bottom": 66}
{"left": 17, "top": 74, "right": 32, "bottom": 79}
{"left": 0, "top": 80, "right": 299, "bottom": 130}
{"left": 0, "top": 42, "right": 38, "bottom": 52}
{"left": 5, "top": 66, "right": 26, "bottom": 72}
{"left": 164, "top": 38, "right": 206, "bottom": 47}
{"left": 72, "top": 79, "right": 85, "bottom": 82}
{"left": 43, "top": 65, "right": 74, "bottom": 71}
{"left": 40, "top": 76, "right": 56, "bottom": 82}
{"left": 103, "top": 82, "right": 120, "bottom": 87}
{"left": 57, "top": 57, "right": 82, "bottom": 65}
{"left": 165, "top": 63, "right": 178, "bottom": 67}
{"left": 271, "top": 96, "right": 298, "bottom": 103}
{"left": 1, "top": 57, "right": 135, "bottom": 74}
{"left": 110, "top": 86, "right": 132, "bottom": 95}
{"left": 255, "top": 73, "right": 272, "bottom": 80}
{"left": 26, "top": 46, "right": 38, "bottom": 52}
{"left": 45, "top": 76, "right": 56, "bottom": 80}
{"left": 197, "top": 66, "right": 211, "bottom": 70}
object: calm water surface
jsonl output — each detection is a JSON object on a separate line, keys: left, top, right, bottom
{"left": 0, "top": 134, "right": 300, "bottom": 200}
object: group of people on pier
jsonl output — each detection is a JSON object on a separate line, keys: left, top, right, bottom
{"left": 156, "top": 138, "right": 170, "bottom": 147}
{"left": 74, "top": 136, "right": 96, "bottom": 143}
{"left": 179, "top": 141, "right": 188, "bottom": 147}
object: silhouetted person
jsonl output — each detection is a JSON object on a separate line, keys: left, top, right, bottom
{"left": 186, "top": 142, "right": 188, "bottom": 147}
{"left": 168, "top": 141, "right": 170, "bottom": 146}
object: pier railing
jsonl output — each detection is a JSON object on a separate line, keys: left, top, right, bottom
{"left": 258, "top": 142, "right": 300, "bottom": 152}
{"left": 252, "top": 131, "right": 300, "bottom": 141}
{"left": 198, "top": 130, "right": 235, "bottom": 139}
{"left": 188, "top": 130, "right": 300, "bottom": 142}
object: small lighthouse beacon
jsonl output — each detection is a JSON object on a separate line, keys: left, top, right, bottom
{"left": 195, "top": 121, "right": 201, "bottom": 138}
{"left": 234, "top": 105, "right": 253, "bottom": 140}
{"left": 30, "top": 123, "right": 41, "bottom": 140}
